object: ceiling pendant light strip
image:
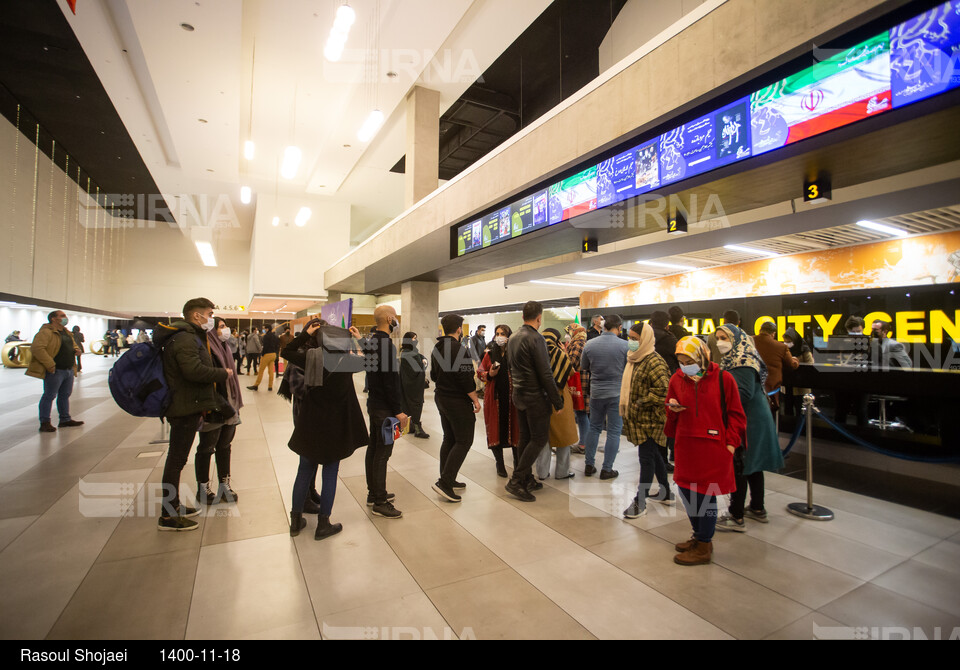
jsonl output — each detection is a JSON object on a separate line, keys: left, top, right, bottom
{"left": 324, "top": 4, "right": 356, "bottom": 62}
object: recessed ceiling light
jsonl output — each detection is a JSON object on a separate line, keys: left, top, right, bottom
{"left": 723, "top": 244, "right": 779, "bottom": 258}
{"left": 206, "top": 168, "right": 214, "bottom": 173}
{"left": 636, "top": 260, "right": 696, "bottom": 270}
{"left": 198, "top": 118, "right": 207, "bottom": 124}
{"left": 575, "top": 272, "right": 640, "bottom": 281}
{"left": 343, "top": 144, "right": 351, "bottom": 148}
{"left": 386, "top": 71, "right": 398, "bottom": 79}
{"left": 856, "top": 220, "right": 908, "bottom": 237}
{"left": 180, "top": 23, "right": 195, "bottom": 32}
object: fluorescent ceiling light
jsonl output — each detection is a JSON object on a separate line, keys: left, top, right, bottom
{"left": 281, "top": 146, "right": 302, "bottom": 179}
{"left": 636, "top": 260, "right": 696, "bottom": 270}
{"left": 856, "top": 220, "right": 908, "bottom": 237}
{"left": 243, "top": 140, "right": 255, "bottom": 161}
{"left": 295, "top": 207, "right": 312, "bottom": 227}
{"left": 531, "top": 280, "right": 608, "bottom": 289}
{"left": 324, "top": 4, "right": 356, "bottom": 62}
{"left": 195, "top": 241, "right": 217, "bottom": 267}
{"left": 723, "top": 244, "right": 779, "bottom": 258}
{"left": 357, "top": 110, "right": 385, "bottom": 142}
{"left": 271, "top": 216, "right": 279, "bottom": 227}
{"left": 240, "top": 186, "right": 251, "bottom": 204}
{"left": 576, "top": 272, "right": 641, "bottom": 281}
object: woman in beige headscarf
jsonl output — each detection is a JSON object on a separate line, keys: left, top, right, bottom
{"left": 564, "top": 323, "right": 590, "bottom": 454}
{"left": 536, "top": 329, "right": 577, "bottom": 480}
{"left": 620, "top": 322, "right": 673, "bottom": 519}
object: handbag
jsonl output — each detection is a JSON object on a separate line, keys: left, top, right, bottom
{"left": 568, "top": 371, "right": 585, "bottom": 411}
{"left": 718, "top": 370, "right": 745, "bottom": 476}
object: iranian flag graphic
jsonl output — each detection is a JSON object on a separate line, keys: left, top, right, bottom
{"left": 751, "top": 33, "right": 892, "bottom": 153}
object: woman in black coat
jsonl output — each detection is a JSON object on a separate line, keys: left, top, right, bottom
{"left": 283, "top": 320, "right": 368, "bottom": 540}
{"left": 399, "top": 332, "right": 430, "bottom": 439}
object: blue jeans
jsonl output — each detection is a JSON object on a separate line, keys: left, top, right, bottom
{"left": 574, "top": 409, "right": 589, "bottom": 446}
{"left": 678, "top": 486, "right": 718, "bottom": 543}
{"left": 584, "top": 395, "right": 622, "bottom": 471}
{"left": 39, "top": 369, "right": 74, "bottom": 423}
{"left": 292, "top": 458, "right": 340, "bottom": 517}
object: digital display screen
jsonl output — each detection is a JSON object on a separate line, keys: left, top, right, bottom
{"left": 549, "top": 166, "right": 598, "bottom": 225}
{"left": 890, "top": 3, "right": 960, "bottom": 108}
{"left": 453, "top": 1, "right": 960, "bottom": 258}
{"left": 750, "top": 33, "right": 891, "bottom": 155}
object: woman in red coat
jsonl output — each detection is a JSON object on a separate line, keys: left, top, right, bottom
{"left": 666, "top": 337, "right": 746, "bottom": 566}
{"left": 478, "top": 325, "right": 520, "bottom": 478}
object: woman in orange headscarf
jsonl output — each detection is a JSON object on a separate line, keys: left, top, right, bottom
{"left": 665, "top": 337, "right": 746, "bottom": 566}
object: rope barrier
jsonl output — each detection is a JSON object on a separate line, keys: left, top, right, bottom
{"left": 810, "top": 407, "right": 960, "bottom": 464}
{"left": 781, "top": 413, "right": 805, "bottom": 457}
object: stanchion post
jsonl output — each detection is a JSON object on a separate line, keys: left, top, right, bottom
{"left": 149, "top": 418, "right": 169, "bottom": 445}
{"left": 787, "top": 393, "right": 834, "bottom": 521}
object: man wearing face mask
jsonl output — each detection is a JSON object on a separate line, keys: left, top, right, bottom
{"left": 153, "top": 298, "right": 234, "bottom": 532}
{"left": 580, "top": 314, "right": 630, "bottom": 479}
{"left": 363, "top": 305, "right": 408, "bottom": 518}
{"left": 27, "top": 310, "right": 84, "bottom": 432}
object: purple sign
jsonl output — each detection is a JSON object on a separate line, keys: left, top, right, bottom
{"left": 320, "top": 298, "right": 353, "bottom": 330}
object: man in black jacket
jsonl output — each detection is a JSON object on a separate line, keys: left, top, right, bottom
{"left": 247, "top": 324, "right": 279, "bottom": 391}
{"left": 505, "top": 301, "right": 563, "bottom": 502}
{"left": 154, "top": 297, "right": 232, "bottom": 532}
{"left": 430, "top": 315, "right": 481, "bottom": 503}
{"left": 364, "top": 305, "right": 408, "bottom": 518}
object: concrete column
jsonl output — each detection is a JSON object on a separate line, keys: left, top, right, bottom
{"left": 400, "top": 280, "right": 439, "bottom": 348}
{"left": 404, "top": 86, "right": 440, "bottom": 209}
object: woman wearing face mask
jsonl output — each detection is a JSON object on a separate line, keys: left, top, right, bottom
{"left": 477, "top": 325, "right": 520, "bottom": 478}
{"left": 781, "top": 327, "right": 814, "bottom": 416}
{"left": 222, "top": 326, "right": 239, "bottom": 375}
{"left": 536, "top": 329, "right": 577, "bottom": 481}
{"left": 621, "top": 322, "right": 673, "bottom": 518}
{"left": 713, "top": 325, "right": 783, "bottom": 532}
{"left": 399, "top": 332, "right": 430, "bottom": 439}
{"left": 195, "top": 317, "right": 244, "bottom": 505}
{"left": 666, "top": 337, "right": 746, "bottom": 566}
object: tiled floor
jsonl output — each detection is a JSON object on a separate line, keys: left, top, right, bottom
{"left": 1, "top": 355, "right": 959, "bottom": 640}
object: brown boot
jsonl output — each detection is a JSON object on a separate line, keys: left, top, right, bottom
{"left": 675, "top": 536, "right": 698, "bottom": 553}
{"left": 674, "top": 540, "right": 713, "bottom": 566}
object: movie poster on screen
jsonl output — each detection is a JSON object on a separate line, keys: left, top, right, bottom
{"left": 634, "top": 141, "right": 660, "bottom": 192}
{"left": 532, "top": 189, "right": 548, "bottom": 229}
{"left": 548, "top": 166, "right": 598, "bottom": 224}
{"left": 511, "top": 195, "right": 534, "bottom": 237}
{"left": 481, "top": 211, "right": 500, "bottom": 248}
{"left": 715, "top": 98, "right": 751, "bottom": 164}
{"left": 890, "top": 1, "right": 960, "bottom": 108}
{"left": 750, "top": 33, "right": 892, "bottom": 155}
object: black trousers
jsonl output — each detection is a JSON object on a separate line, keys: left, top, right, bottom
{"left": 512, "top": 394, "right": 552, "bottom": 482}
{"left": 246, "top": 353, "right": 260, "bottom": 374}
{"left": 160, "top": 414, "right": 201, "bottom": 516}
{"left": 365, "top": 408, "right": 395, "bottom": 504}
{"left": 195, "top": 424, "right": 236, "bottom": 484}
{"left": 728, "top": 471, "right": 765, "bottom": 519}
{"left": 436, "top": 395, "right": 475, "bottom": 487}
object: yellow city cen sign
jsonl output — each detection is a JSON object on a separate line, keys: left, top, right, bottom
{"left": 675, "top": 310, "right": 960, "bottom": 344}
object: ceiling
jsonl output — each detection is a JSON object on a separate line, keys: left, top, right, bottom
{"left": 513, "top": 205, "right": 960, "bottom": 295}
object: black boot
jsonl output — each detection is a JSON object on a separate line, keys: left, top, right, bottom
{"left": 310, "top": 488, "right": 322, "bottom": 504}
{"left": 315, "top": 514, "right": 343, "bottom": 540}
{"left": 290, "top": 511, "right": 307, "bottom": 537}
{"left": 413, "top": 422, "right": 430, "bottom": 439}
{"left": 303, "top": 498, "right": 320, "bottom": 514}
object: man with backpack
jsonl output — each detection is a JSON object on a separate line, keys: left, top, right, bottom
{"left": 153, "top": 298, "right": 234, "bottom": 532}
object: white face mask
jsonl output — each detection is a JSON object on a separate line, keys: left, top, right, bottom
{"left": 219, "top": 327, "right": 231, "bottom": 341}
{"left": 495, "top": 336, "right": 507, "bottom": 347}
{"left": 200, "top": 315, "right": 215, "bottom": 332}
{"left": 717, "top": 340, "right": 733, "bottom": 355}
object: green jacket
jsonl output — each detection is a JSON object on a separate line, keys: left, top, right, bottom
{"left": 154, "top": 321, "right": 228, "bottom": 418}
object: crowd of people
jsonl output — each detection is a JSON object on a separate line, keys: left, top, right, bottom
{"left": 17, "top": 298, "right": 916, "bottom": 565}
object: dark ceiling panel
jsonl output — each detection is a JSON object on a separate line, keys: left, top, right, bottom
{"left": 0, "top": 0, "right": 169, "bottom": 221}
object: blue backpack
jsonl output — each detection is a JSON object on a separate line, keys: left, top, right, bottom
{"left": 108, "top": 341, "right": 171, "bottom": 417}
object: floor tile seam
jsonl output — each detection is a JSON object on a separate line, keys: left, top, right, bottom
{"left": 0, "top": 395, "right": 121, "bottom": 466}
{"left": 867, "top": 557, "right": 960, "bottom": 610}
{"left": 41, "top": 511, "right": 132, "bottom": 641}
{"left": 386, "top": 453, "right": 729, "bottom": 639}
{"left": 814, "top": 580, "right": 960, "bottom": 624}
{"left": 336, "top": 484, "right": 460, "bottom": 636}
